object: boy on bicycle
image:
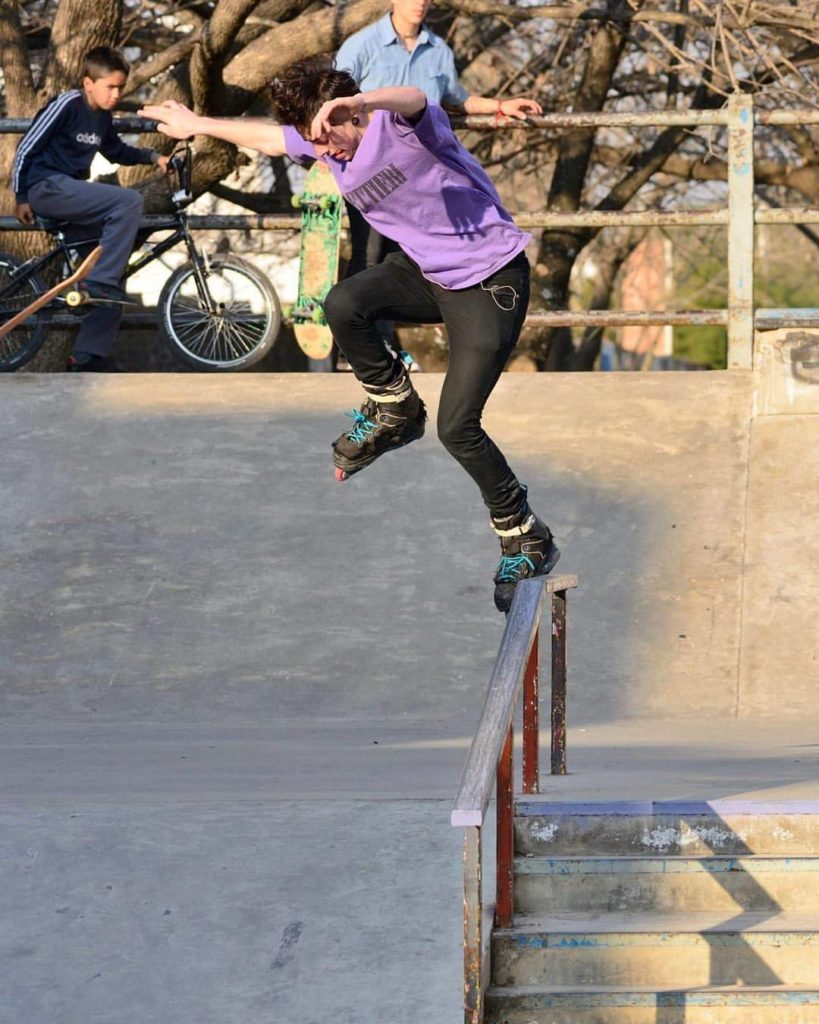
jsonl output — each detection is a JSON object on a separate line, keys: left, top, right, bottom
{"left": 139, "top": 58, "right": 559, "bottom": 613}
{"left": 13, "top": 46, "right": 168, "bottom": 371}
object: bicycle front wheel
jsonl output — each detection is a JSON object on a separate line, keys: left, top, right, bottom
{"left": 0, "top": 252, "right": 49, "bottom": 372}
{"left": 158, "top": 254, "right": 282, "bottom": 371}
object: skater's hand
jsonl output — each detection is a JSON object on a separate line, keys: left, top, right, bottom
{"left": 138, "top": 100, "right": 198, "bottom": 140}
{"left": 496, "top": 97, "right": 542, "bottom": 121}
{"left": 15, "top": 202, "right": 34, "bottom": 226}
{"left": 154, "top": 154, "right": 171, "bottom": 174}
{"left": 309, "top": 94, "right": 365, "bottom": 142}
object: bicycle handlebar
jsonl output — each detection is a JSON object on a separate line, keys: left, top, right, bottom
{"left": 167, "top": 143, "right": 193, "bottom": 209}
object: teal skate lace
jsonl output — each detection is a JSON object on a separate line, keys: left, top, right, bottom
{"left": 496, "top": 553, "right": 536, "bottom": 583}
{"left": 345, "top": 409, "right": 377, "bottom": 445}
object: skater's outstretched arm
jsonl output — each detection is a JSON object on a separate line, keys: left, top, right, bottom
{"left": 138, "top": 100, "right": 289, "bottom": 157}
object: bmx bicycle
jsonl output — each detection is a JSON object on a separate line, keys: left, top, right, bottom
{"left": 0, "top": 143, "right": 282, "bottom": 372}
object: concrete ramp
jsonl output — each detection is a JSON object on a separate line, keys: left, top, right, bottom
{"left": 2, "top": 331, "right": 816, "bottom": 725}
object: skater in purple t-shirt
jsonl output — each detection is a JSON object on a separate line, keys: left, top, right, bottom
{"left": 140, "top": 58, "right": 559, "bottom": 612}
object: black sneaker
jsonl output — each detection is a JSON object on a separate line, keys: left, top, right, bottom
{"left": 83, "top": 281, "right": 128, "bottom": 303}
{"left": 491, "top": 500, "right": 560, "bottom": 614}
{"left": 66, "top": 353, "right": 122, "bottom": 372}
{"left": 332, "top": 376, "right": 426, "bottom": 481}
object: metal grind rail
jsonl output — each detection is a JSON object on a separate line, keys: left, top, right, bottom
{"left": 450, "top": 573, "right": 578, "bottom": 1024}
{"left": 3, "top": 100, "right": 819, "bottom": 356}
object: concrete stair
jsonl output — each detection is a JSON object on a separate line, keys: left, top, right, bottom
{"left": 485, "top": 801, "right": 819, "bottom": 1023}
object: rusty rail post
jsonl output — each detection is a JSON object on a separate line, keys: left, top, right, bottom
{"left": 551, "top": 590, "right": 568, "bottom": 775}
{"left": 453, "top": 575, "right": 577, "bottom": 1023}
{"left": 521, "top": 630, "right": 540, "bottom": 794}
{"left": 495, "top": 722, "right": 515, "bottom": 929}
{"left": 727, "top": 93, "right": 755, "bottom": 370}
{"left": 463, "top": 826, "right": 482, "bottom": 1024}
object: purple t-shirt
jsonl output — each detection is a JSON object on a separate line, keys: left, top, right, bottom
{"left": 284, "top": 104, "right": 530, "bottom": 290}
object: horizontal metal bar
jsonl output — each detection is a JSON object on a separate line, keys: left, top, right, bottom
{"left": 35, "top": 305, "right": 819, "bottom": 334}
{"left": 0, "top": 109, "right": 815, "bottom": 139}
{"left": 755, "top": 208, "right": 819, "bottom": 225}
{"left": 526, "top": 310, "right": 729, "bottom": 327}
{"left": 528, "top": 309, "right": 819, "bottom": 329}
{"left": 0, "top": 111, "right": 735, "bottom": 136}
{"left": 524, "top": 205, "right": 819, "bottom": 230}
{"left": 757, "top": 111, "right": 819, "bottom": 126}
{"left": 4, "top": 207, "right": 819, "bottom": 235}
{"left": 54, "top": 308, "right": 819, "bottom": 333}
{"left": 452, "top": 111, "right": 733, "bottom": 129}
{"left": 755, "top": 309, "right": 819, "bottom": 330}
{"left": 0, "top": 116, "right": 158, "bottom": 134}
{"left": 0, "top": 214, "right": 304, "bottom": 232}
{"left": 459, "top": 110, "right": 819, "bottom": 130}
{"left": 522, "top": 210, "right": 729, "bottom": 228}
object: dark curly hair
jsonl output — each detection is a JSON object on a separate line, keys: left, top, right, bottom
{"left": 270, "top": 57, "right": 359, "bottom": 135}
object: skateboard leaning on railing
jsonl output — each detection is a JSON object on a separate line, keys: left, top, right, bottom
{"left": 290, "top": 163, "right": 342, "bottom": 360}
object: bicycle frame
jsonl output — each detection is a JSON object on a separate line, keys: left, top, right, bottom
{"left": 1, "top": 140, "right": 282, "bottom": 372}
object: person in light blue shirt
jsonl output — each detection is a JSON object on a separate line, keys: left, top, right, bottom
{"left": 334, "top": 0, "right": 541, "bottom": 363}
{"left": 336, "top": 1, "right": 542, "bottom": 121}
{"left": 335, "top": 9, "right": 470, "bottom": 112}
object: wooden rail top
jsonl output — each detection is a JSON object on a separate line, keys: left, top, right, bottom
{"left": 451, "top": 574, "right": 578, "bottom": 829}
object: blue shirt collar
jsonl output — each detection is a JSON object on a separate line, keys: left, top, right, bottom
{"left": 376, "top": 12, "right": 430, "bottom": 47}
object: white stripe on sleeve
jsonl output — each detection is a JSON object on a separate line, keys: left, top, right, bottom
{"left": 12, "top": 91, "right": 81, "bottom": 194}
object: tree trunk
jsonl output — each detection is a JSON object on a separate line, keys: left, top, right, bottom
{"left": 534, "top": 8, "right": 634, "bottom": 368}
{"left": 40, "top": 0, "right": 122, "bottom": 99}
{"left": 0, "top": 0, "right": 35, "bottom": 220}
{"left": 571, "top": 228, "right": 645, "bottom": 370}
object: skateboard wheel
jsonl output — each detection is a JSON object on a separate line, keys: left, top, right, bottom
{"left": 291, "top": 195, "right": 303, "bottom": 209}
{"left": 65, "top": 289, "right": 86, "bottom": 307}
{"left": 334, "top": 468, "right": 349, "bottom": 482}
{"left": 318, "top": 196, "right": 331, "bottom": 211}
{"left": 310, "top": 308, "right": 324, "bottom": 324}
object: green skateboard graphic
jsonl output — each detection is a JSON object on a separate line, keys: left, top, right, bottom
{"left": 291, "top": 163, "right": 342, "bottom": 360}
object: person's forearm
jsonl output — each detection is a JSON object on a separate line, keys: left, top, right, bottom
{"left": 187, "top": 114, "right": 287, "bottom": 156}
{"left": 359, "top": 87, "right": 426, "bottom": 117}
{"left": 463, "top": 95, "right": 500, "bottom": 115}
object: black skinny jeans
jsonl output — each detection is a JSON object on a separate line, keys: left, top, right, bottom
{"left": 323, "top": 249, "right": 530, "bottom": 518}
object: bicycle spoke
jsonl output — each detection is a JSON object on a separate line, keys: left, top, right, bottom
{"left": 0, "top": 258, "right": 47, "bottom": 369}
{"left": 221, "top": 316, "right": 253, "bottom": 356}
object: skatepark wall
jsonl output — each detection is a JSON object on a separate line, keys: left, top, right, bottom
{"left": 1, "top": 329, "right": 815, "bottom": 728}
{"left": 477, "top": 327, "right": 817, "bottom": 720}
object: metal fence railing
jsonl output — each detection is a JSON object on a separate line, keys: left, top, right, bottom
{"left": 3, "top": 101, "right": 819, "bottom": 363}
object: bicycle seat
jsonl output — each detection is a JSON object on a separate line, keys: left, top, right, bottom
{"left": 34, "top": 215, "right": 66, "bottom": 233}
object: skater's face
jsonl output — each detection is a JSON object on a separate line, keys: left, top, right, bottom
{"left": 310, "top": 117, "right": 365, "bottom": 162}
{"left": 83, "top": 71, "right": 127, "bottom": 111}
{"left": 391, "top": 0, "right": 433, "bottom": 26}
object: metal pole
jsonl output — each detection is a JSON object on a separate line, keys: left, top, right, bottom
{"left": 551, "top": 591, "right": 568, "bottom": 775}
{"left": 463, "top": 827, "right": 483, "bottom": 1024}
{"left": 522, "top": 630, "right": 540, "bottom": 794}
{"left": 495, "top": 722, "right": 515, "bottom": 928}
{"left": 727, "top": 94, "right": 755, "bottom": 369}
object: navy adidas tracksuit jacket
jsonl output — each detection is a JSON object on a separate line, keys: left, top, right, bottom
{"left": 12, "top": 90, "right": 158, "bottom": 359}
{"left": 13, "top": 89, "right": 156, "bottom": 204}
